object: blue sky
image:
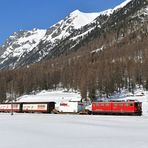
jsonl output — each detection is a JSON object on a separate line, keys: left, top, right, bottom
{"left": 0, "top": 0, "right": 124, "bottom": 45}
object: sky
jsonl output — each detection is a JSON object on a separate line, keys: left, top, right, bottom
{"left": 0, "top": 0, "right": 125, "bottom": 45}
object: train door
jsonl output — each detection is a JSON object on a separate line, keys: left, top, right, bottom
{"left": 20, "top": 103, "right": 23, "bottom": 113}
{"left": 47, "top": 102, "right": 55, "bottom": 113}
{"left": 134, "top": 102, "right": 142, "bottom": 115}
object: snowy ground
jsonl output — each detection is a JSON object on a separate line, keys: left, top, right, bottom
{"left": 0, "top": 113, "right": 148, "bottom": 148}
{"left": 1, "top": 89, "right": 147, "bottom": 148}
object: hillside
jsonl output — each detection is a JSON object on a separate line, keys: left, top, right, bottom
{"left": 0, "top": 0, "right": 148, "bottom": 101}
{"left": 1, "top": 0, "right": 147, "bottom": 69}
{"left": 0, "top": 10, "right": 101, "bottom": 69}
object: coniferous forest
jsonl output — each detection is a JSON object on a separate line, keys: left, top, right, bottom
{"left": 0, "top": 0, "right": 148, "bottom": 102}
{"left": 0, "top": 22, "right": 147, "bottom": 102}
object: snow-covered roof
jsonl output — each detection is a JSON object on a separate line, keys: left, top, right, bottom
{"left": 17, "top": 90, "right": 81, "bottom": 103}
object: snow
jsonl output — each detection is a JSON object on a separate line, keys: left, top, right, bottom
{"left": 1, "top": 90, "right": 148, "bottom": 148}
{"left": 91, "top": 46, "right": 104, "bottom": 53}
{"left": 144, "top": 6, "right": 148, "bottom": 15}
{"left": 97, "top": 9, "right": 113, "bottom": 16}
{"left": 44, "top": 10, "right": 100, "bottom": 44}
{"left": 0, "top": 113, "right": 148, "bottom": 148}
{"left": 17, "top": 90, "right": 81, "bottom": 109}
{"left": 45, "top": 8, "right": 113, "bottom": 43}
{"left": 1, "top": 29, "right": 46, "bottom": 58}
{"left": 71, "top": 27, "right": 95, "bottom": 41}
{"left": 113, "top": 0, "right": 132, "bottom": 11}
{"left": 42, "top": 8, "right": 112, "bottom": 57}
{"left": 69, "top": 10, "right": 100, "bottom": 29}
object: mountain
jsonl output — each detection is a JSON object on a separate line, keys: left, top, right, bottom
{"left": 0, "top": 10, "right": 102, "bottom": 69}
{"left": 0, "top": 0, "right": 148, "bottom": 100}
{"left": 0, "top": 29, "right": 46, "bottom": 69}
{"left": 0, "top": 0, "right": 147, "bottom": 69}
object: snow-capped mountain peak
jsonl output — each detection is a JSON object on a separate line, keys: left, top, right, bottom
{"left": 68, "top": 9, "right": 100, "bottom": 29}
{"left": 42, "top": 10, "right": 101, "bottom": 47}
{"left": 0, "top": 9, "right": 102, "bottom": 69}
{"left": 0, "top": 0, "right": 147, "bottom": 69}
{"left": 70, "top": 9, "right": 81, "bottom": 16}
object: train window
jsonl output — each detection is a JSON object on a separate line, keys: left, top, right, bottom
{"left": 135, "top": 103, "right": 141, "bottom": 107}
{"left": 101, "top": 103, "right": 104, "bottom": 106}
{"left": 114, "top": 103, "right": 118, "bottom": 107}
{"left": 106, "top": 103, "right": 109, "bottom": 106}
{"left": 38, "top": 105, "right": 45, "bottom": 108}
{"left": 130, "top": 103, "right": 133, "bottom": 106}
{"left": 13, "top": 104, "right": 18, "bottom": 108}
{"left": 125, "top": 103, "right": 129, "bottom": 107}
{"left": 93, "top": 104, "right": 96, "bottom": 107}
{"left": 97, "top": 103, "right": 100, "bottom": 107}
{"left": 119, "top": 104, "right": 123, "bottom": 107}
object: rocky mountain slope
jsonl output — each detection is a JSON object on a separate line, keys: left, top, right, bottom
{"left": 0, "top": 10, "right": 105, "bottom": 69}
{"left": 0, "top": 0, "right": 147, "bottom": 69}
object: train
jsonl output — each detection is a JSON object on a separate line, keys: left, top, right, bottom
{"left": 90, "top": 100, "right": 142, "bottom": 116}
{"left": 0, "top": 102, "right": 55, "bottom": 113}
{"left": 0, "top": 100, "right": 142, "bottom": 116}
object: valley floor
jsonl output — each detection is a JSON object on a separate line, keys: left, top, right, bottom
{"left": 0, "top": 113, "right": 148, "bottom": 148}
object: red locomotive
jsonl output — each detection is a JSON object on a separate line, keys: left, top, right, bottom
{"left": 91, "top": 100, "right": 142, "bottom": 115}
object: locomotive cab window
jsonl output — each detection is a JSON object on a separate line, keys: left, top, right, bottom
{"left": 130, "top": 103, "right": 133, "bottom": 106}
{"left": 135, "top": 103, "right": 141, "bottom": 107}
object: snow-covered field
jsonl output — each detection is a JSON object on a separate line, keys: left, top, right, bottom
{"left": 1, "top": 89, "right": 148, "bottom": 148}
{"left": 0, "top": 113, "right": 148, "bottom": 148}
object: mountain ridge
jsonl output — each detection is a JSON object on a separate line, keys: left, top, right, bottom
{"left": 0, "top": 0, "right": 147, "bottom": 69}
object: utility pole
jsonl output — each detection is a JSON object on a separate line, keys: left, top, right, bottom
{"left": 10, "top": 79, "right": 15, "bottom": 116}
{"left": 11, "top": 99, "right": 13, "bottom": 115}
